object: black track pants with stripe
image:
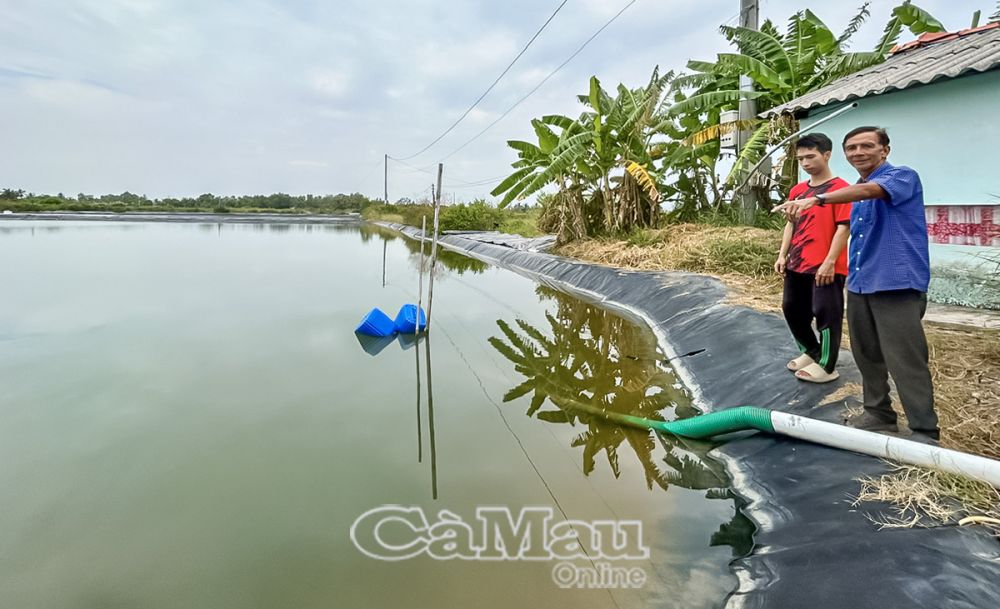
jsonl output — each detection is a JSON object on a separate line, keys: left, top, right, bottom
{"left": 781, "top": 270, "right": 845, "bottom": 373}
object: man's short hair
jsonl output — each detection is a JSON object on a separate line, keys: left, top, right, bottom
{"left": 843, "top": 126, "right": 890, "bottom": 147}
{"left": 796, "top": 133, "right": 832, "bottom": 154}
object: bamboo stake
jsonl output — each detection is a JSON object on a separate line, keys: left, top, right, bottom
{"left": 425, "top": 163, "right": 443, "bottom": 331}
{"left": 425, "top": 333, "right": 437, "bottom": 500}
{"left": 415, "top": 326, "right": 422, "bottom": 463}
{"left": 416, "top": 216, "right": 426, "bottom": 337}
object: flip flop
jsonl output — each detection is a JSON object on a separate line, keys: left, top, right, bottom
{"left": 794, "top": 362, "right": 840, "bottom": 384}
{"left": 787, "top": 354, "right": 814, "bottom": 371}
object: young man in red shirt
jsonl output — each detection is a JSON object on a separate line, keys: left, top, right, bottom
{"left": 775, "top": 133, "right": 851, "bottom": 383}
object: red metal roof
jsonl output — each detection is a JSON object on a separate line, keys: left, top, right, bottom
{"left": 891, "top": 22, "right": 1000, "bottom": 55}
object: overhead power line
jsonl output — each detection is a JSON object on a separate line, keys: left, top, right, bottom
{"left": 435, "top": 0, "right": 639, "bottom": 164}
{"left": 393, "top": 0, "right": 570, "bottom": 161}
{"left": 388, "top": 157, "right": 504, "bottom": 188}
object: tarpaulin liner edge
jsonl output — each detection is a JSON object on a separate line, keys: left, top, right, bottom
{"left": 378, "top": 222, "right": 1000, "bottom": 609}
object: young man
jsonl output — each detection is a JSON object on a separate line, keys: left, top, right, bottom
{"left": 773, "top": 126, "right": 939, "bottom": 445}
{"left": 775, "top": 133, "right": 851, "bottom": 383}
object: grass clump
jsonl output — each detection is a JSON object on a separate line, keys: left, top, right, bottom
{"left": 558, "top": 223, "right": 782, "bottom": 286}
{"left": 364, "top": 200, "right": 543, "bottom": 237}
{"left": 855, "top": 464, "right": 1000, "bottom": 536}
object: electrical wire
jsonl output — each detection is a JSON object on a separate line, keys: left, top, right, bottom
{"left": 389, "top": 157, "right": 505, "bottom": 189}
{"left": 392, "top": 0, "right": 570, "bottom": 161}
{"left": 434, "top": 0, "right": 638, "bottom": 163}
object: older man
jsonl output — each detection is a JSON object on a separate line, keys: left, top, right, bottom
{"left": 773, "top": 126, "right": 939, "bottom": 444}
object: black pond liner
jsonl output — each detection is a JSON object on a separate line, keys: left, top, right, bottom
{"left": 379, "top": 222, "right": 1000, "bottom": 609}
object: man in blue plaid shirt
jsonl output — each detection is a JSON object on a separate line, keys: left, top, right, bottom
{"left": 774, "top": 126, "right": 939, "bottom": 445}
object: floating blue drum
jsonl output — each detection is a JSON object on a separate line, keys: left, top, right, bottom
{"left": 394, "top": 304, "right": 427, "bottom": 334}
{"left": 355, "top": 307, "right": 397, "bottom": 337}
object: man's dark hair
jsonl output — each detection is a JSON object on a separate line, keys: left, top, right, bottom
{"left": 796, "top": 133, "right": 832, "bottom": 153}
{"left": 843, "top": 126, "right": 890, "bottom": 147}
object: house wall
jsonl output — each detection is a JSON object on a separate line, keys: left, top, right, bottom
{"left": 803, "top": 69, "right": 1000, "bottom": 205}
{"left": 801, "top": 70, "right": 1000, "bottom": 309}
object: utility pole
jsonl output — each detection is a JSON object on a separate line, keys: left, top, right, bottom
{"left": 737, "top": 0, "right": 760, "bottom": 225}
{"left": 384, "top": 154, "right": 388, "bottom": 203}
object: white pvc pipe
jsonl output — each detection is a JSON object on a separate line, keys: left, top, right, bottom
{"left": 772, "top": 412, "right": 1000, "bottom": 488}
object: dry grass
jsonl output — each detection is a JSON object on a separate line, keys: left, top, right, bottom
{"left": 818, "top": 382, "right": 863, "bottom": 407}
{"left": 928, "top": 325, "right": 1000, "bottom": 459}
{"left": 557, "top": 224, "right": 782, "bottom": 282}
{"left": 855, "top": 464, "right": 1000, "bottom": 536}
{"left": 558, "top": 224, "right": 785, "bottom": 311}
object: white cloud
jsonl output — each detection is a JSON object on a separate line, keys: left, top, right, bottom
{"left": 411, "top": 30, "right": 519, "bottom": 78}
{"left": 307, "top": 68, "right": 352, "bottom": 99}
{"left": 21, "top": 78, "right": 119, "bottom": 108}
{"left": 466, "top": 107, "right": 498, "bottom": 125}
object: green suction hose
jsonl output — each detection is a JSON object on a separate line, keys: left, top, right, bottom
{"left": 565, "top": 402, "right": 775, "bottom": 438}
{"left": 565, "top": 400, "right": 1000, "bottom": 488}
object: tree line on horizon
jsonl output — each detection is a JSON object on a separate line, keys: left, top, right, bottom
{"left": 0, "top": 188, "right": 380, "bottom": 214}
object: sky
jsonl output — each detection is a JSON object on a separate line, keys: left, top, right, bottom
{"left": 0, "top": 0, "right": 990, "bottom": 201}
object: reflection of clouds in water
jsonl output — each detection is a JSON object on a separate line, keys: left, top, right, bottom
{"left": 202, "top": 223, "right": 354, "bottom": 234}
{"left": 2, "top": 219, "right": 359, "bottom": 236}
{"left": 639, "top": 508, "right": 743, "bottom": 607}
{"left": 0, "top": 222, "right": 146, "bottom": 234}
{"left": 653, "top": 563, "right": 735, "bottom": 609}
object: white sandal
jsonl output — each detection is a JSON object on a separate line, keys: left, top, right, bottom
{"left": 794, "top": 362, "right": 840, "bottom": 384}
{"left": 787, "top": 354, "right": 814, "bottom": 371}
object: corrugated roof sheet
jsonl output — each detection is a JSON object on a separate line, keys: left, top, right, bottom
{"left": 764, "top": 23, "right": 1000, "bottom": 117}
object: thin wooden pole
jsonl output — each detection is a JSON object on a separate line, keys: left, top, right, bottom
{"left": 416, "top": 216, "right": 426, "bottom": 336}
{"left": 425, "top": 163, "right": 443, "bottom": 330}
{"left": 425, "top": 333, "right": 437, "bottom": 500}
{"left": 415, "top": 328, "right": 422, "bottom": 463}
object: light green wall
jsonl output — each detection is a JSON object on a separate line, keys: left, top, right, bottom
{"left": 801, "top": 70, "right": 1000, "bottom": 309}
{"left": 802, "top": 69, "right": 1000, "bottom": 205}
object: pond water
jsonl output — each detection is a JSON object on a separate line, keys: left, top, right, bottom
{"left": 0, "top": 219, "right": 750, "bottom": 609}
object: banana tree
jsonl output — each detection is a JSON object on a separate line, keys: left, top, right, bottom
{"left": 491, "top": 68, "right": 673, "bottom": 240}
{"left": 667, "top": 1, "right": 945, "bottom": 200}
{"left": 576, "top": 69, "right": 672, "bottom": 233}
{"left": 489, "top": 114, "right": 596, "bottom": 242}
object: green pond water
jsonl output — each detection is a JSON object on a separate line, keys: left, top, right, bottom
{"left": 0, "top": 220, "right": 750, "bottom": 609}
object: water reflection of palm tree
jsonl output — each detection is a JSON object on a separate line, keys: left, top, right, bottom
{"left": 490, "top": 288, "right": 706, "bottom": 487}
{"left": 489, "top": 287, "right": 754, "bottom": 555}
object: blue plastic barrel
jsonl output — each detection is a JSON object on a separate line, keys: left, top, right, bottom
{"left": 355, "top": 307, "right": 396, "bottom": 337}
{"left": 394, "top": 304, "right": 427, "bottom": 334}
